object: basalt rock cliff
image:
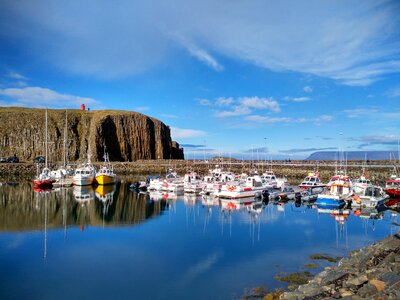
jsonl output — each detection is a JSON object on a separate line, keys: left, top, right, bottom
{"left": 0, "top": 107, "right": 184, "bottom": 162}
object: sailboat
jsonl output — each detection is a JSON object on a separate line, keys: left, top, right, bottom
{"left": 52, "top": 110, "right": 75, "bottom": 187}
{"left": 33, "top": 109, "right": 55, "bottom": 188}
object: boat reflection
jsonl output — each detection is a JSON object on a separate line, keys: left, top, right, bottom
{"left": 74, "top": 185, "right": 95, "bottom": 204}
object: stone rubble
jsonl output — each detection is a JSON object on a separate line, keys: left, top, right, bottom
{"left": 281, "top": 233, "right": 400, "bottom": 299}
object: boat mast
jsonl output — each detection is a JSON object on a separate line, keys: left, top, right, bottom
{"left": 45, "top": 108, "right": 48, "bottom": 169}
{"left": 63, "top": 110, "right": 68, "bottom": 167}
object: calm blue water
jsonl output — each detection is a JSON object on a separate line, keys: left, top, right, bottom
{"left": 0, "top": 182, "right": 398, "bottom": 300}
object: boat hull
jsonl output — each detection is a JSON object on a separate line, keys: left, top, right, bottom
{"left": 96, "top": 175, "right": 116, "bottom": 185}
{"left": 315, "top": 196, "right": 346, "bottom": 208}
{"left": 385, "top": 188, "right": 400, "bottom": 198}
{"left": 33, "top": 179, "right": 55, "bottom": 188}
{"left": 73, "top": 176, "right": 95, "bottom": 186}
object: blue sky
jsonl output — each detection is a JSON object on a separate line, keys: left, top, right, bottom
{"left": 0, "top": 0, "right": 399, "bottom": 159}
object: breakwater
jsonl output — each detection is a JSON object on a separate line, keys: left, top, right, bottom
{"left": 0, "top": 160, "right": 395, "bottom": 184}
{"left": 281, "top": 234, "right": 400, "bottom": 299}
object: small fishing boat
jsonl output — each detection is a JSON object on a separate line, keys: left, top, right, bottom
{"left": 315, "top": 176, "right": 352, "bottom": 208}
{"left": 352, "top": 185, "right": 388, "bottom": 208}
{"left": 299, "top": 172, "right": 326, "bottom": 189}
{"left": 95, "top": 152, "right": 116, "bottom": 185}
{"left": 73, "top": 154, "right": 96, "bottom": 186}
{"left": 353, "top": 174, "right": 372, "bottom": 194}
{"left": 183, "top": 171, "right": 203, "bottom": 193}
{"left": 161, "top": 168, "right": 184, "bottom": 192}
{"left": 261, "top": 171, "right": 278, "bottom": 188}
{"left": 217, "top": 175, "right": 270, "bottom": 199}
{"left": 385, "top": 173, "right": 400, "bottom": 198}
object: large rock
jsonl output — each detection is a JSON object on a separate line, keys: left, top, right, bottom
{"left": 0, "top": 107, "right": 184, "bottom": 161}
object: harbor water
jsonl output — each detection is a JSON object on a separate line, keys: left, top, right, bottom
{"left": 0, "top": 181, "right": 398, "bottom": 299}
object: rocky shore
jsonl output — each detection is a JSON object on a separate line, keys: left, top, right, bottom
{"left": 281, "top": 234, "right": 400, "bottom": 300}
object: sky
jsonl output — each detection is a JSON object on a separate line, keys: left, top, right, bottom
{"left": 0, "top": 0, "right": 399, "bottom": 159}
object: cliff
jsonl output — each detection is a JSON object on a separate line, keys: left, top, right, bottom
{"left": 0, "top": 107, "right": 184, "bottom": 161}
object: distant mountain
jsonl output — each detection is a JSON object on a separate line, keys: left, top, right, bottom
{"left": 306, "top": 151, "right": 400, "bottom": 161}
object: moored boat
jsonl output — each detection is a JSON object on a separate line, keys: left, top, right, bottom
{"left": 315, "top": 176, "right": 352, "bottom": 208}
{"left": 95, "top": 153, "right": 116, "bottom": 185}
{"left": 352, "top": 185, "right": 388, "bottom": 208}
{"left": 353, "top": 174, "right": 372, "bottom": 194}
{"left": 299, "top": 171, "right": 325, "bottom": 189}
{"left": 385, "top": 173, "right": 400, "bottom": 198}
{"left": 33, "top": 167, "right": 55, "bottom": 188}
{"left": 73, "top": 155, "right": 96, "bottom": 186}
{"left": 33, "top": 109, "right": 55, "bottom": 189}
{"left": 217, "top": 175, "right": 270, "bottom": 199}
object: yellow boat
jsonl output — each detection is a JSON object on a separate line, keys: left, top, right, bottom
{"left": 95, "top": 152, "right": 116, "bottom": 185}
{"left": 95, "top": 167, "right": 116, "bottom": 185}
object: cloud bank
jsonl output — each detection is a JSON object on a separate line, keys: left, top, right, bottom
{"left": 1, "top": 0, "right": 399, "bottom": 84}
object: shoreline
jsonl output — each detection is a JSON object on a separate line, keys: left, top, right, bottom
{"left": 281, "top": 233, "right": 400, "bottom": 299}
{"left": 0, "top": 160, "right": 395, "bottom": 184}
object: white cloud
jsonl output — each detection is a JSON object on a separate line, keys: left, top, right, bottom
{"left": 314, "top": 114, "right": 333, "bottom": 125}
{"left": 285, "top": 96, "right": 311, "bottom": 102}
{"left": 170, "top": 127, "right": 207, "bottom": 139}
{"left": 2, "top": 1, "right": 398, "bottom": 84}
{"left": 245, "top": 115, "right": 291, "bottom": 123}
{"left": 215, "top": 97, "right": 234, "bottom": 106}
{"left": 303, "top": 86, "right": 313, "bottom": 93}
{"left": 343, "top": 108, "right": 378, "bottom": 118}
{"left": 0, "top": 86, "right": 97, "bottom": 108}
{"left": 215, "top": 105, "right": 251, "bottom": 117}
{"left": 6, "top": 71, "right": 28, "bottom": 81}
{"left": 239, "top": 97, "right": 281, "bottom": 112}
{"left": 177, "top": 37, "right": 223, "bottom": 71}
{"left": 357, "top": 135, "right": 400, "bottom": 148}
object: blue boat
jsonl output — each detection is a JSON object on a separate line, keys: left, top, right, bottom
{"left": 315, "top": 176, "right": 352, "bottom": 208}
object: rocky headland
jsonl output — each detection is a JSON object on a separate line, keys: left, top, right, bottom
{"left": 0, "top": 107, "right": 183, "bottom": 162}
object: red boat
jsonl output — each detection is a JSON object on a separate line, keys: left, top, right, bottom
{"left": 33, "top": 168, "right": 55, "bottom": 189}
{"left": 385, "top": 174, "right": 400, "bottom": 198}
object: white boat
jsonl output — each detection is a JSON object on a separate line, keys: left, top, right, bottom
{"left": 51, "top": 165, "right": 75, "bottom": 187}
{"left": 73, "top": 154, "right": 96, "bottom": 186}
{"left": 261, "top": 171, "right": 278, "bottom": 188}
{"left": 161, "top": 168, "right": 184, "bottom": 192}
{"left": 183, "top": 171, "right": 203, "bottom": 193}
{"left": 352, "top": 185, "right": 388, "bottom": 208}
{"left": 353, "top": 174, "right": 372, "bottom": 194}
{"left": 217, "top": 175, "right": 270, "bottom": 199}
{"left": 299, "top": 171, "right": 326, "bottom": 189}
{"left": 148, "top": 176, "right": 164, "bottom": 191}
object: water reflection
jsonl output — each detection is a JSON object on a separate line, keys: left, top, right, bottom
{"left": 0, "top": 182, "right": 399, "bottom": 300}
{"left": 0, "top": 182, "right": 169, "bottom": 231}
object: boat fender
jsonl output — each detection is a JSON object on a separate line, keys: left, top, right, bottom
{"left": 227, "top": 185, "right": 236, "bottom": 192}
{"left": 353, "top": 195, "right": 361, "bottom": 204}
